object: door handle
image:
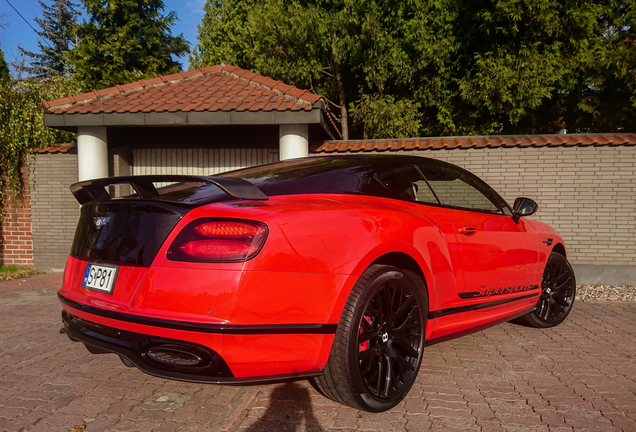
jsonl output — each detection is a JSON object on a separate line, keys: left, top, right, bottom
{"left": 459, "top": 226, "right": 477, "bottom": 235}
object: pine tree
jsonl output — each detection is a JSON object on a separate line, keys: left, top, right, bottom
{"left": 69, "top": 0, "right": 190, "bottom": 91}
{"left": 18, "top": 0, "right": 80, "bottom": 78}
{"left": 0, "top": 46, "right": 10, "bottom": 81}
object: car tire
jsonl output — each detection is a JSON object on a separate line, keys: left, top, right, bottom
{"left": 312, "top": 264, "right": 427, "bottom": 412}
{"left": 513, "top": 252, "right": 576, "bottom": 328}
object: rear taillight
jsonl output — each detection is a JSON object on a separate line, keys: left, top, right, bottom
{"left": 167, "top": 218, "right": 268, "bottom": 262}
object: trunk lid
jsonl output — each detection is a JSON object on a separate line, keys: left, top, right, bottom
{"left": 68, "top": 175, "right": 269, "bottom": 266}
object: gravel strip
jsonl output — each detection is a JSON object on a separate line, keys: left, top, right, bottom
{"left": 577, "top": 284, "right": 636, "bottom": 302}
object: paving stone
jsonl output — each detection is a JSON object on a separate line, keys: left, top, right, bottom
{"left": 5, "top": 409, "right": 47, "bottom": 432}
{"left": 404, "top": 413, "right": 433, "bottom": 431}
{"left": 104, "top": 418, "right": 163, "bottom": 432}
{"left": 83, "top": 416, "right": 119, "bottom": 431}
{"left": 2, "top": 277, "right": 636, "bottom": 431}
{"left": 603, "top": 411, "right": 636, "bottom": 430}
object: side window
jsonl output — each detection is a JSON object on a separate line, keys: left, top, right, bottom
{"left": 379, "top": 166, "right": 438, "bottom": 204}
{"left": 418, "top": 165, "right": 506, "bottom": 213}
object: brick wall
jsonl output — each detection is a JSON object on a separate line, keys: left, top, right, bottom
{"left": 17, "top": 143, "right": 636, "bottom": 273}
{"left": 29, "top": 152, "right": 80, "bottom": 271}
{"left": 0, "top": 161, "right": 33, "bottom": 267}
{"left": 410, "top": 145, "right": 636, "bottom": 266}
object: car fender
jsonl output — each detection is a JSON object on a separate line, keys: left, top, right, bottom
{"left": 326, "top": 239, "right": 437, "bottom": 324}
{"left": 524, "top": 219, "right": 568, "bottom": 263}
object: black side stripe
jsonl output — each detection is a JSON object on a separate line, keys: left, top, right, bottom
{"left": 428, "top": 293, "right": 538, "bottom": 320}
{"left": 58, "top": 293, "right": 337, "bottom": 335}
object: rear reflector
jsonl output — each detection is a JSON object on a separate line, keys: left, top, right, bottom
{"left": 167, "top": 218, "right": 268, "bottom": 263}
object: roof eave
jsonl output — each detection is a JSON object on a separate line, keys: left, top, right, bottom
{"left": 43, "top": 109, "right": 327, "bottom": 132}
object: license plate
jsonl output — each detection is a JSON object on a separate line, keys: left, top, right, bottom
{"left": 82, "top": 263, "right": 118, "bottom": 294}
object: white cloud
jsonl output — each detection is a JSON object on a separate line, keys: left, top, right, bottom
{"left": 186, "top": 0, "right": 206, "bottom": 15}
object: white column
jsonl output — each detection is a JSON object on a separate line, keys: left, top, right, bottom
{"left": 77, "top": 126, "right": 108, "bottom": 181}
{"left": 279, "top": 124, "right": 309, "bottom": 160}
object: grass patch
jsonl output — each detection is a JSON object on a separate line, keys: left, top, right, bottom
{"left": 0, "top": 265, "right": 40, "bottom": 282}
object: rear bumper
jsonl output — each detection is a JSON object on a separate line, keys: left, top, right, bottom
{"left": 59, "top": 293, "right": 334, "bottom": 384}
{"left": 61, "top": 310, "right": 325, "bottom": 385}
{"left": 61, "top": 309, "right": 236, "bottom": 383}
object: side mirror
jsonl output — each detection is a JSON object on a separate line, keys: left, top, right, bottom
{"left": 512, "top": 197, "right": 538, "bottom": 223}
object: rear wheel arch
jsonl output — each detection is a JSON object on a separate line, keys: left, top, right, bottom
{"left": 327, "top": 245, "right": 436, "bottom": 326}
{"left": 551, "top": 243, "right": 566, "bottom": 257}
{"left": 370, "top": 252, "right": 431, "bottom": 310}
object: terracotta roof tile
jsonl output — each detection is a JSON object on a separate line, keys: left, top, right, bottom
{"left": 200, "top": 65, "right": 222, "bottom": 74}
{"left": 31, "top": 144, "right": 76, "bottom": 154}
{"left": 273, "top": 82, "right": 291, "bottom": 93}
{"left": 260, "top": 77, "right": 279, "bottom": 89}
{"left": 316, "top": 134, "right": 636, "bottom": 153}
{"left": 162, "top": 72, "right": 185, "bottom": 81}
{"left": 181, "top": 69, "right": 201, "bottom": 78}
{"left": 612, "top": 133, "right": 628, "bottom": 144}
{"left": 240, "top": 71, "right": 257, "bottom": 81}
{"left": 44, "top": 64, "right": 327, "bottom": 116}
{"left": 222, "top": 64, "right": 239, "bottom": 74}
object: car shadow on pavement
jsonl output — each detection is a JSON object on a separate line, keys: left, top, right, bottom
{"left": 244, "top": 381, "right": 326, "bottom": 431}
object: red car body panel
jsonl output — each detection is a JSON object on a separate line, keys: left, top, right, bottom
{"left": 58, "top": 156, "right": 568, "bottom": 384}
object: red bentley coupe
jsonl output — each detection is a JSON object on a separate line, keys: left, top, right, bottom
{"left": 58, "top": 155, "right": 575, "bottom": 412}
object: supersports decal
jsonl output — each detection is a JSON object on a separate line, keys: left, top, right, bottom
{"left": 459, "top": 284, "right": 539, "bottom": 299}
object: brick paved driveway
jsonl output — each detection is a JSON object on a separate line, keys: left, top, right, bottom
{"left": 1, "top": 274, "right": 635, "bottom": 432}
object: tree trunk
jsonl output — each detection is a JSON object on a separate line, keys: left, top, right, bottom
{"left": 332, "top": 32, "right": 348, "bottom": 140}
{"left": 334, "top": 63, "right": 349, "bottom": 140}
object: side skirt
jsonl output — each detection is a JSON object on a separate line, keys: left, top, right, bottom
{"left": 424, "top": 304, "right": 536, "bottom": 346}
{"left": 427, "top": 293, "right": 538, "bottom": 320}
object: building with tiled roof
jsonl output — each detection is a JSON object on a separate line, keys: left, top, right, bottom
{"left": 44, "top": 64, "right": 336, "bottom": 128}
{"left": 43, "top": 64, "right": 340, "bottom": 181}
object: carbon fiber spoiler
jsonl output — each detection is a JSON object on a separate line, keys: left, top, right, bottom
{"left": 70, "top": 175, "right": 268, "bottom": 205}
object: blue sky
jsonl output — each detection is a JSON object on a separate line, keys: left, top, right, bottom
{"left": 0, "top": 0, "right": 206, "bottom": 75}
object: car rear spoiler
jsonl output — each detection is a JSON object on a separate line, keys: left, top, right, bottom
{"left": 70, "top": 175, "right": 269, "bottom": 205}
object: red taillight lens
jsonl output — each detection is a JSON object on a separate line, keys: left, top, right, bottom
{"left": 167, "top": 219, "right": 268, "bottom": 262}
{"left": 193, "top": 221, "right": 262, "bottom": 238}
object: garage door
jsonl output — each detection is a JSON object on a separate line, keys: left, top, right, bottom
{"left": 132, "top": 148, "right": 279, "bottom": 176}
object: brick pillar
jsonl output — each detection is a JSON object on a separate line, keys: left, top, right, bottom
{"left": 0, "top": 157, "right": 33, "bottom": 267}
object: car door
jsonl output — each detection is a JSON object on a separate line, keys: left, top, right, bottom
{"left": 378, "top": 165, "right": 472, "bottom": 312}
{"left": 417, "top": 164, "right": 542, "bottom": 310}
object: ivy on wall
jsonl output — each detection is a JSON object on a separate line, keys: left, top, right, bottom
{"left": 0, "top": 77, "right": 81, "bottom": 201}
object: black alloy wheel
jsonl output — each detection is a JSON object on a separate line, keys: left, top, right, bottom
{"left": 312, "top": 265, "right": 427, "bottom": 412}
{"left": 514, "top": 252, "right": 576, "bottom": 328}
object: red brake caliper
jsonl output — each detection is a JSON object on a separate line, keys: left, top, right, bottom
{"left": 359, "top": 315, "right": 370, "bottom": 351}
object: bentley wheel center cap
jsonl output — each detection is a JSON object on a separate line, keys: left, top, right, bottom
{"left": 381, "top": 332, "right": 389, "bottom": 343}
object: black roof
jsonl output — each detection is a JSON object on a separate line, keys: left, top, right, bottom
{"left": 220, "top": 155, "right": 454, "bottom": 198}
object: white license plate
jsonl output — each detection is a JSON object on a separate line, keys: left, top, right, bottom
{"left": 82, "top": 263, "right": 118, "bottom": 294}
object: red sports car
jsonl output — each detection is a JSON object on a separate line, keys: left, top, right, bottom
{"left": 59, "top": 155, "right": 575, "bottom": 412}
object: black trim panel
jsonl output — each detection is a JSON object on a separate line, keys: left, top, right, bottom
{"left": 427, "top": 293, "right": 538, "bottom": 320}
{"left": 58, "top": 293, "right": 338, "bottom": 335}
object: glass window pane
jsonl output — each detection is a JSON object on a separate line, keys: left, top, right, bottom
{"left": 419, "top": 165, "right": 503, "bottom": 213}
{"left": 379, "top": 166, "right": 438, "bottom": 204}
{"left": 413, "top": 180, "right": 438, "bottom": 204}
